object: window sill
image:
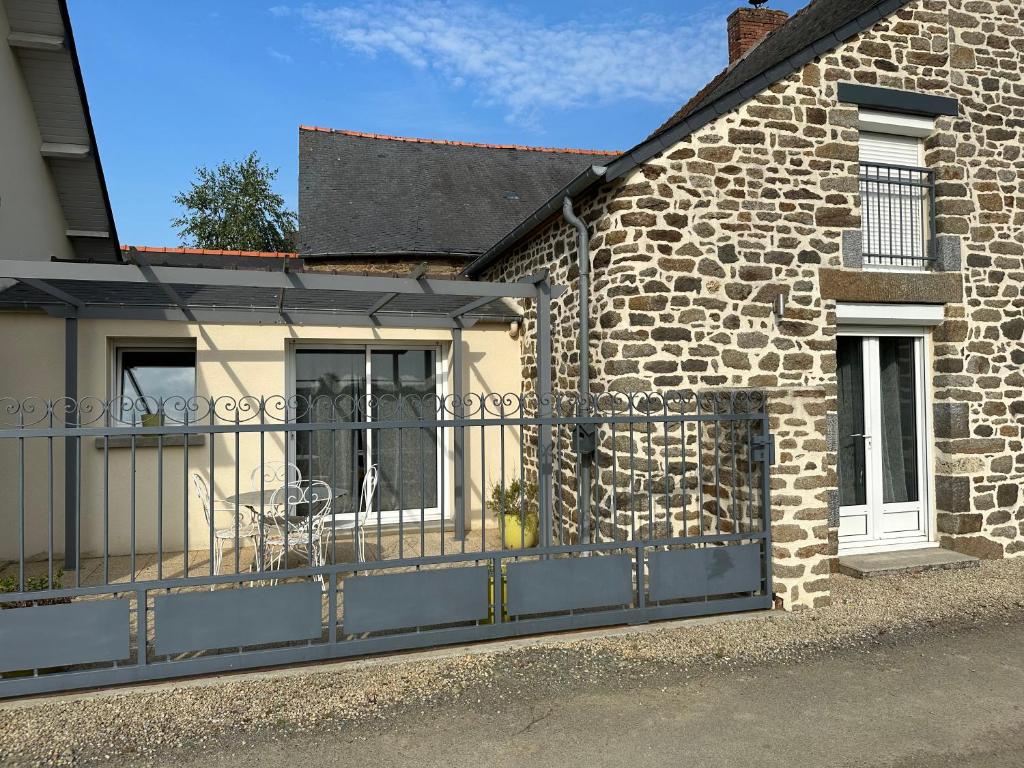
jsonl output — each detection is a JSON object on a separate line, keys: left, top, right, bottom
{"left": 93, "top": 435, "right": 207, "bottom": 449}
{"left": 862, "top": 262, "right": 931, "bottom": 273}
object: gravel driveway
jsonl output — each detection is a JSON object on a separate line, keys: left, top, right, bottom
{"left": 2, "top": 558, "right": 1023, "bottom": 767}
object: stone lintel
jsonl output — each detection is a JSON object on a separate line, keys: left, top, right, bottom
{"left": 820, "top": 268, "right": 962, "bottom": 304}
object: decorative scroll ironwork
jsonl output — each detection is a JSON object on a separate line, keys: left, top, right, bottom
{"left": 0, "top": 389, "right": 767, "bottom": 428}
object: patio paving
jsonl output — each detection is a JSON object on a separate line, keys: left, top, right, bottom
{"left": 1, "top": 522, "right": 502, "bottom": 590}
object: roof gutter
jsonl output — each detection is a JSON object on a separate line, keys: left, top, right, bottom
{"left": 562, "top": 196, "right": 595, "bottom": 541}
{"left": 304, "top": 250, "right": 480, "bottom": 260}
{"left": 461, "top": 164, "right": 607, "bottom": 278}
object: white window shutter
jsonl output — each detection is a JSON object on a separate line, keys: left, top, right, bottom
{"left": 859, "top": 133, "right": 922, "bottom": 166}
{"left": 859, "top": 132, "right": 928, "bottom": 266}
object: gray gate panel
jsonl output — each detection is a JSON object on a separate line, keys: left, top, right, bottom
{"left": 505, "top": 555, "right": 633, "bottom": 616}
{"left": 154, "top": 582, "right": 322, "bottom": 655}
{"left": 706, "top": 544, "right": 761, "bottom": 596}
{"left": 343, "top": 566, "right": 489, "bottom": 634}
{"left": 0, "top": 599, "right": 129, "bottom": 672}
{"left": 648, "top": 548, "right": 709, "bottom": 601}
{"left": 648, "top": 544, "right": 761, "bottom": 602}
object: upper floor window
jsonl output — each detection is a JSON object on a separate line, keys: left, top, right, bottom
{"left": 858, "top": 130, "right": 936, "bottom": 271}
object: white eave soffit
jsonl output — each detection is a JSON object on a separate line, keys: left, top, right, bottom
{"left": 857, "top": 109, "right": 936, "bottom": 138}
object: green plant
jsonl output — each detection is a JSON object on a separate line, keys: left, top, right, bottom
{"left": 487, "top": 478, "right": 539, "bottom": 520}
{"left": 172, "top": 152, "right": 298, "bottom": 252}
{"left": 0, "top": 569, "right": 68, "bottom": 608}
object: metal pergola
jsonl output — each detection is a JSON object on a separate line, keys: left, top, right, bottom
{"left": 0, "top": 255, "right": 562, "bottom": 568}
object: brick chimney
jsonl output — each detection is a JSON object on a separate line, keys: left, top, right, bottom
{"left": 727, "top": 3, "right": 788, "bottom": 65}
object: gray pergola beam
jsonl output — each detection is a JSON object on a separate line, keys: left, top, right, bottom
{"left": 449, "top": 295, "right": 498, "bottom": 319}
{"left": 37, "top": 303, "right": 484, "bottom": 329}
{"left": 448, "top": 270, "right": 555, "bottom": 318}
{"left": 367, "top": 262, "right": 427, "bottom": 318}
{"left": 0, "top": 260, "right": 542, "bottom": 299}
{"left": 127, "top": 248, "right": 196, "bottom": 322}
{"left": 21, "top": 279, "right": 83, "bottom": 309}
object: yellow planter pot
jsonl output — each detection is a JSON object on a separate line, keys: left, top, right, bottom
{"left": 501, "top": 514, "right": 539, "bottom": 549}
{"left": 141, "top": 413, "right": 164, "bottom": 427}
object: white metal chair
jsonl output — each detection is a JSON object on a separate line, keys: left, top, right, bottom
{"left": 263, "top": 480, "right": 333, "bottom": 584}
{"left": 249, "top": 461, "right": 303, "bottom": 491}
{"left": 191, "top": 473, "right": 261, "bottom": 578}
{"left": 334, "top": 464, "right": 379, "bottom": 563}
{"left": 249, "top": 461, "right": 304, "bottom": 519}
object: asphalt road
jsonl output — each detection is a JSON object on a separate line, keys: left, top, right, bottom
{"left": 167, "top": 618, "right": 1024, "bottom": 768}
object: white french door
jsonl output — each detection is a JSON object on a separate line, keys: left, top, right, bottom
{"left": 837, "top": 331, "right": 930, "bottom": 552}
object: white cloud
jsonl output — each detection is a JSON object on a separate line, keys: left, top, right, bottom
{"left": 268, "top": 47, "right": 294, "bottom": 64}
{"left": 285, "top": 1, "right": 727, "bottom": 122}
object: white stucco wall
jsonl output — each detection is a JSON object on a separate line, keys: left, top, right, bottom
{"left": 0, "top": 314, "right": 524, "bottom": 561}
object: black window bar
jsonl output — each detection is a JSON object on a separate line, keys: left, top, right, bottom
{"left": 859, "top": 161, "right": 937, "bottom": 269}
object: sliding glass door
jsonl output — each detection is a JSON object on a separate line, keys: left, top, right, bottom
{"left": 369, "top": 349, "right": 439, "bottom": 516}
{"left": 294, "top": 346, "right": 441, "bottom": 522}
{"left": 295, "top": 350, "right": 366, "bottom": 515}
{"left": 837, "top": 333, "right": 928, "bottom": 551}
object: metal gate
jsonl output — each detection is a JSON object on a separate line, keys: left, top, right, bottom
{"left": 0, "top": 389, "right": 773, "bottom": 697}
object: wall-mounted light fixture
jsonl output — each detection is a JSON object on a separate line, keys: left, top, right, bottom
{"left": 773, "top": 292, "right": 786, "bottom": 319}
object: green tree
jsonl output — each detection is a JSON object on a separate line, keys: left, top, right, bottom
{"left": 172, "top": 152, "right": 297, "bottom": 251}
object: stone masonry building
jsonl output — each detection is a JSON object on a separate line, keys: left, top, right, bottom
{"left": 462, "top": 0, "right": 1024, "bottom": 609}
{"left": 6, "top": 0, "right": 1019, "bottom": 617}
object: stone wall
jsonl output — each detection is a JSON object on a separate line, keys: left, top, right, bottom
{"left": 484, "top": 0, "right": 1024, "bottom": 609}
{"left": 304, "top": 256, "right": 466, "bottom": 278}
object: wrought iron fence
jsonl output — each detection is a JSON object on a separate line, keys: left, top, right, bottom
{"left": 0, "top": 390, "right": 773, "bottom": 697}
{"left": 860, "top": 161, "right": 936, "bottom": 268}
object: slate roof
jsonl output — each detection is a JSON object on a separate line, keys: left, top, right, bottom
{"left": 298, "top": 127, "right": 618, "bottom": 259}
{"left": 649, "top": 0, "right": 903, "bottom": 140}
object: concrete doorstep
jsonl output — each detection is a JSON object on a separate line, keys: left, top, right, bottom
{"left": 838, "top": 547, "right": 979, "bottom": 579}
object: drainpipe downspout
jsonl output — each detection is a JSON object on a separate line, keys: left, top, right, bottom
{"left": 562, "top": 196, "right": 594, "bottom": 543}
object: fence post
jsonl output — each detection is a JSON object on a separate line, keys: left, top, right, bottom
{"left": 536, "top": 277, "right": 553, "bottom": 548}
{"left": 64, "top": 316, "right": 79, "bottom": 570}
{"left": 452, "top": 326, "right": 466, "bottom": 541}
{"left": 756, "top": 405, "right": 775, "bottom": 603}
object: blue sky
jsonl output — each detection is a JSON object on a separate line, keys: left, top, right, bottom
{"left": 69, "top": 0, "right": 806, "bottom": 247}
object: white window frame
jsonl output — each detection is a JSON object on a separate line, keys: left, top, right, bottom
{"left": 109, "top": 339, "right": 197, "bottom": 426}
{"left": 286, "top": 341, "right": 448, "bottom": 527}
{"left": 858, "top": 109, "right": 936, "bottom": 274}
